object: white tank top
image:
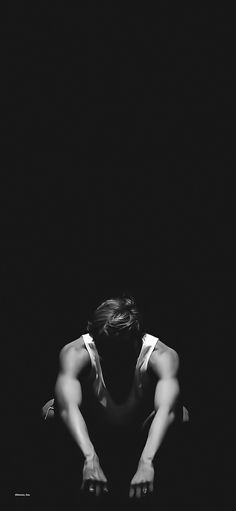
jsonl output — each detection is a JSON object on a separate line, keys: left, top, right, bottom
{"left": 43, "top": 334, "right": 189, "bottom": 424}
{"left": 82, "top": 332, "right": 158, "bottom": 407}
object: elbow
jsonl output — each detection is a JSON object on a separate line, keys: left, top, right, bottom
{"left": 60, "top": 407, "right": 69, "bottom": 422}
{"left": 168, "top": 409, "right": 176, "bottom": 424}
{"left": 58, "top": 403, "right": 71, "bottom": 424}
{"left": 59, "top": 400, "right": 80, "bottom": 420}
{"left": 156, "top": 405, "right": 176, "bottom": 423}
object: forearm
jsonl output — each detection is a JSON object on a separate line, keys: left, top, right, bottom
{"left": 140, "top": 406, "right": 175, "bottom": 464}
{"left": 60, "top": 404, "right": 96, "bottom": 461}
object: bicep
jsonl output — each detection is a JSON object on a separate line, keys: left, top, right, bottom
{"left": 154, "top": 377, "right": 180, "bottom": 411}
{"left": 55, "top": 373, "right": 82, "bottom": 410}
{"left": 152, "top": 350, "right": 180, "bottom": 411}
{"left": 54, "top": 347, "right": 85, "bottom": 409}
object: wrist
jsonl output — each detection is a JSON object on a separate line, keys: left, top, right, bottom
{"left": 84, "top": 449, "right": 98, "bottom": 463}
{"left": 139, "top": 455, "right": 153, "bottom": 466}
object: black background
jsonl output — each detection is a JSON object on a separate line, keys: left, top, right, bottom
{"left": 1, "top": 4, "right": 232, "bottom": 509}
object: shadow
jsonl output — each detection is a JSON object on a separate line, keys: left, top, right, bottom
{"left": 32, "top": 402, "right": 193, "bottom": 510}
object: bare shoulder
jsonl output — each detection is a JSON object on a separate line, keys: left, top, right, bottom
{"left": 149, "top": 339, "right": 179, "bottom": 378}
{"left": 60, "top": 335, "right": 87, "bottom": 354}
{"left": 58, "top": 335, "right": 90, "bottom": 376}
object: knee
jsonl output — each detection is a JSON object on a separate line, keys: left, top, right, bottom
{"left": 183, "top": 406, "right": 190, "bottom": 422}
{"left": 41, "top": 398, "right": 55, "bottom": 420}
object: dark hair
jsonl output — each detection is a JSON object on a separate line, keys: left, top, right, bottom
{"left": 87, "top": 295, "right": 143, "bottom": 342}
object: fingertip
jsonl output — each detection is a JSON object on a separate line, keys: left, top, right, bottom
{"left": 149, "top": 482, "right": 154, "bottom": 493}
{"left": 95, "top": 483, "right": 101, "bottom": 497}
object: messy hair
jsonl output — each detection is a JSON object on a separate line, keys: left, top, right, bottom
{"left": 87, "top": 295, "right": 143, "bottom": 342}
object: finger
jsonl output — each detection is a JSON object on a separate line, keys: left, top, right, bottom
{"left": 142, "top": 484, "right": 148, "bottom": 497}
{"left": 95, "top": 483, "right": 101, "bottom": 497}
{"left": 81, "top": 479, "right": 92, "bottom": 493}
{"left": 129, "top": 485, "right": 135, "bottom": 498}
{"left": 148, "top": 481, "right": 154, "bottom": 494}
{"left": 135, "top": 485, "right": 142, "bottom": 499}
{"left": 103, "top": 484, "right": 109, "bottom": 495}
{"left": 88, "top": 483, "right": 96, "bottom": 495}
{"left": 81, "top": 479, "right": 89, "bottom": 492}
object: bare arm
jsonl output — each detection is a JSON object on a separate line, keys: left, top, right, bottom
{"left": 55, "top": 344, "right": 109, "bottom": 495}
{"left": 54, "top": 346, "right": 96, "bottom": 461}
{"left": 140, "top": 348, "right": 180, "bottom": 464}
{"left": 129, "top": 350, "right": 179, "bottom": 498}
{"left": 129, "top": 348, "right": 180, "bottom": 498}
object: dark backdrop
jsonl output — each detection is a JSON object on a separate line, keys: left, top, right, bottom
{"left": 1, "top": 5, "right": 231, "bottom": 509}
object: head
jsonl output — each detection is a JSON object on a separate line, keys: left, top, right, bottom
{"left": 87, "top": 295, "right": 144, "bottom": 363}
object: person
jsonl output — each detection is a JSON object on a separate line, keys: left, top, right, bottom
{"left": 41, "top": 295, "right": 189, "bottom": 502}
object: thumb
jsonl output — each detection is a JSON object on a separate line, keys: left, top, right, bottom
{"left": 130, "top": 475, "right": 136, "bottom": 485}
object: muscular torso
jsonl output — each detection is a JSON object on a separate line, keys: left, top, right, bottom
{"left": 55, "top": 335, "right": 174, "bottom": 428}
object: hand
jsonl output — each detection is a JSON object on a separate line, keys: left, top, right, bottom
{"left": 81, "top": 454, "right": 109, "bottom": 497}
{"left": 129, "top": 459, "right": 154, "bottom": 499}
